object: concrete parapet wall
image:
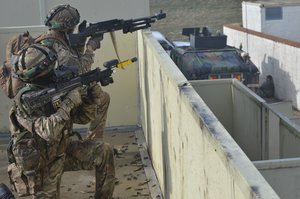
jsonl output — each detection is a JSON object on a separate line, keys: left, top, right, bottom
{"left": 224, "top": 23, "right": 300, "bottom": 109}
{"left": 190, "top": 78, "right": 300, "bottom": 161}
{"left": 254, "top": 158, "right": 300, "bottom": 199}
{"left": 138, "top": 31, "right": 279, "bottom": 199}
{"left": 187, "top": 78, "right": 300, "bottom": 197}
{"left": 192, "top": 80, "right": 263, "bottom": 161}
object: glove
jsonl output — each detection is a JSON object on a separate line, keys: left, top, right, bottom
{"left": 58, "top": 88, "right": 82, "bottom": 120}
{"left": 59, "top": 88, "right": 82, "bottom": 117}
{"left": 84, "top": 84, "right": 103, "bottom": 104}
{"left": 65, "top": 88, "right": 82, "bottom": 107}
{"left": 87, "top": 34, "right": 103, "bottom": 51}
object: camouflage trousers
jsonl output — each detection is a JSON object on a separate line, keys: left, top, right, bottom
{"left": 34, "top": 140, "right": 115, "bottom": 199}
{"left": 72, "top": 84, "right": 110, "bottom": 140}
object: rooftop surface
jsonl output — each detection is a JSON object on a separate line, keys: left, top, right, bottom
{"left": 0, "top": 128, "right": 161, "bottom": 199}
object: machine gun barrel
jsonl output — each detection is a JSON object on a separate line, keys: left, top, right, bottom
{"left": 68, "top": 11, "right": 166, "bottom": 46}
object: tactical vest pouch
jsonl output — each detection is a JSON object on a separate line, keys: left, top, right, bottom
{"left": 13, "top": 137, "right": 40, "bottom": 171}
{"left": 8, "top": 163, "right": 29, "bottom": 196}
{"left": 8, "top": 134, "right": 40, "bottom": 196}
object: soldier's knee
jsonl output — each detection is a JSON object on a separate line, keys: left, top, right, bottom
{"left": 100, "top": 91, "right": 110, "bottom": 107}
{"left": 94, "top": 142, "right": 114, "bottom": 164}
{"left": 103, "top": 142, "right": 113, "bottom": 157}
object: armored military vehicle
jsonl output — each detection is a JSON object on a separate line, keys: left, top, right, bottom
{"left": 170, "top": 27, "right": 260, "bottom": 88}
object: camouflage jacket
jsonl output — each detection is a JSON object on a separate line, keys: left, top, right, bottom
{"left": 35, "top": 30, "right": 95, "bottom": 74}
{"left": 9, "top": 85, "right": 73, "bottom": 163}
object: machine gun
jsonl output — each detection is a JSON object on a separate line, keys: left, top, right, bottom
{"left": 22, "top": 57, "right": 137, "bottom": 113}
{"left": 68, "top": 10, "right": 166, "bottom": 47}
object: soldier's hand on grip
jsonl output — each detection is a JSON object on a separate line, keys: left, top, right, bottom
{"left": 87, "top": 34, "right": 103, "bottom": 51}
{"left": 65, "top": 88, "right": 82, "bottom": 107}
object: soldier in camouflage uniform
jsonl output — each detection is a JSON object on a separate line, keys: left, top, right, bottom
{"left": 35, "top": 4, "right": 109, "bottom": 140}
{"left": 7, "top": 44, "right": 115, "bottom": 199}
{"left": 256, "top": 75, "right": 275, "bottom": 98}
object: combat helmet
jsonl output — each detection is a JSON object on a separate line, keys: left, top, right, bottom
{"left": 45, "top": 4, "right": 80, "bottom": 30}
{"left": 16, "top": 44, "right": 57, "bottom": 83}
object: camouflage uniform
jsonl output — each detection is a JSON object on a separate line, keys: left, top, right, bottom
{"left": 35, "top": 4, "right": 110, "bottom": 140}
{"left": 7, "top": 45, "right": 115, "bottom": 199}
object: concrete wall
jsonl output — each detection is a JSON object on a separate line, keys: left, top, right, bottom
{"left": 254, "top": 158, "right": 300, "bottom": 199}
{"left": 242, "top": 2, "right": 262, "bottom": 32}
{"left": 138, "top": 31, "right": 279, "bottom": 199}
{"left": 191, "top": 78, "right": 300, "bottom": 161}
{"left": 0, "top": 0, "right": 152, "bottom": 130}
{"left": 242, "top": 1, "right": 300, "bottom": 42}
{"left": 191, "top": 79, "right": 262, "bottom": 161}
{"left": 187, "top": 77, "right": 300, "bottom": 197}
{"left": 224, "top": 24, "right": 300, "bottom": 110}
{"left": 190, "top": 80, "right": 233, "bottom": 133}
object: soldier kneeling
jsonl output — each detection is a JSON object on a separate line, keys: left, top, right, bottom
{"left": 7, "top": 44, "right": 115, "bottom": 199}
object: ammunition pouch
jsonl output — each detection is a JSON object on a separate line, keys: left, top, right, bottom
{"left": 7, "top": 133, "right": 41, "bottom": 197}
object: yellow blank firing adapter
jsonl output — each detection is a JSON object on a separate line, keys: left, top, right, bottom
{"left": 117, "top": 57, "right": 138, "bottom": 69}
{"left": 103, "top": 57, "right": 138, "bottom": 69}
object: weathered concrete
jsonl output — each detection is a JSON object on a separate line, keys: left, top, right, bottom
{"left": 254, "top": 158, "right": 300, "bottom": 199}
{"left": 137, "top": 31, "right": 279, "bottom": 199}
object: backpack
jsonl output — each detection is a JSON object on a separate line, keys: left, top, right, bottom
{"left": 0, "top": 30, "right": 72, "bottom": 99}
{"left": 0, "top": 31, "right": 34, "bottom": 98}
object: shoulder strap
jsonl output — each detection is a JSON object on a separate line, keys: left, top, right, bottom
{"left": 14, "top": 85, "right": 40, "bottom": 116}
{"left": 35, "top": 31, "right": 69, "bottom": 49}
{"left": 14, "top": 85, "right": 41, "bottom": 133}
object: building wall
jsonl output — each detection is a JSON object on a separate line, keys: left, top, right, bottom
{"left": 261, "top": 6, "right": 300, "bottom": 42}
{"left": 242, "top": 1, "right": 300, "bottom": 42}
{"left": 224, "top": 24, "right": 300, "bottom": 109}
{"left": 192, "top": 79, "right": 263, "bottom": 161}
{"left": 242, "top": 2, "right": 262, "bottom": 32}
{"left": 190, "top": 80, "right": 234, "bottom": 134}
{"left": 254, "top": 158, "right": 300, "bottom": 199}
{"left": 138, "top": 30, "right": 279, "bottom": 199}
